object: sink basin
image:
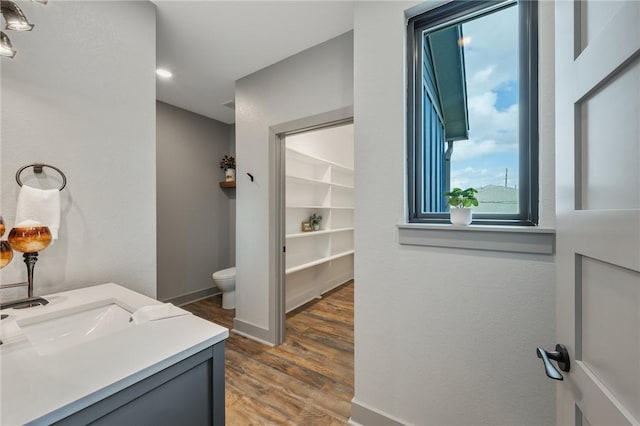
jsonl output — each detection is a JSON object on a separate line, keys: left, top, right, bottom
{"left": 16, "top": 299, "right": 135, "bottom": 355}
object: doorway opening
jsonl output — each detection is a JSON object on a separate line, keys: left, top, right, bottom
{"left": 276, "top": 119, "right": 354, "bottom": 343}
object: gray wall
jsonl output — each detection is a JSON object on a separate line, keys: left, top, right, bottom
{"left": 234, "top": 31, "right": 354, "bottom": 339}
{"left": 350, "top": 2, "right": 556, "bottom": 425}
{"left": 0, "top": 1, "right": 156, "bottom": 298}
{"left": 156, "top": 102, "right": 233, "bottom": 302}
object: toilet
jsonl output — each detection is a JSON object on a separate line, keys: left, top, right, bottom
{"left": 212, "top": 267, "right": 236, "bottom": 309}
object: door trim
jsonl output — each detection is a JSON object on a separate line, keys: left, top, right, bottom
{"left": 270, "top": 106, "right": 353, "bottom": 345}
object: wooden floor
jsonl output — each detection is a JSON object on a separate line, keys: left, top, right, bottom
{"left": 183, "top": 281, "right": 354, "bottom": 425}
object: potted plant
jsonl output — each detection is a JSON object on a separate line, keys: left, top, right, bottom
{"left": 220, "top": 155, "right": 236, "bottom": 182}
{"left": 444, "top": 187, "right": 479, "bottom": 225}
{"left": 309, "top": 213, "right": 322, "bottom": 231}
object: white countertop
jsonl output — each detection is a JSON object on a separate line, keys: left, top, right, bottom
{"left": 0, "top": 283, "right": 228, "bottom": 426}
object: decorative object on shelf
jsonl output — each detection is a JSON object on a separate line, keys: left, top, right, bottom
{"left": 219, "top": 155, "right": 236, "bottom": 182}
{"left": 445, "top": 187, "right": 479, "bottom": 226}
{"left": 309, "top": 213, "right": 322, "bottom": 231}
{"left": 0, "top": 0, "right": 48, "bottom": 59}
{"left": 301, "top": 221, "right": 312, "bottom": 232}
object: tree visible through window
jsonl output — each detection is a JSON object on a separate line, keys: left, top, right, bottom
{"left": 408, "top": 0, "right": 538, "bottom": 225}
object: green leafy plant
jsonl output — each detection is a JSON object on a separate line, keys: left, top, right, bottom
{"left": 219, "top": 155, "right": 235, "bottom": 170}
{"left": 309, "top": 213, "right": 322, "bottom": 226}
{"left": 444, "top": 187, "right": 479, "bottom": 208}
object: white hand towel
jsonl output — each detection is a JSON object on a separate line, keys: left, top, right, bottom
{"left": 15, "top": 185, "right": 61, "bottom": 240}
{"left": 129, "top": 303, "right": 190, "bottom": 325}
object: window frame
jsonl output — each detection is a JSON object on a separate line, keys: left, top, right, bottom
{"left": 407, "top": 0, "right": 539, "bottom": 226}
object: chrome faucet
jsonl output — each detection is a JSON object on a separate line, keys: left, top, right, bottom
{"left": 0, "top": 281, "right": 49, "bottom": 310}
{"left": 0, "top": 295, "right": 49, "bottom": 310}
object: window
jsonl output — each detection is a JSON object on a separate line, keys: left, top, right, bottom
{"left": 407, "top": 0, "right": 538, "bottom": 225}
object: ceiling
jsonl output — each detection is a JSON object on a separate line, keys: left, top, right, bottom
{"left": 154, "top": 1, "right": 355, "bottom": 124}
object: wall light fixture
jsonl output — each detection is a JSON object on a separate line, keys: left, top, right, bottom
{"left": 0, "top": 31, "right": 15, "bottom": 57}
{"left": 1, "top": 1, "right": 34, "bottom": 31}
{"left": 0, "top": 0, "right": 47, "bottom": 59}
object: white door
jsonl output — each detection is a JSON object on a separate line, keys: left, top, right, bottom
{"left": 554, "top": 1, "right": 640, "bottom": 425}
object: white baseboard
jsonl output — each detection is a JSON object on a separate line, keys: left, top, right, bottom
{"left": 162, "top": 287, "right": 221, "bottom": 306}
{"left": 232, "top": 318, "right": 275, "bottom": 346}
{"left": 350, "top": 399, "right": 407, "bottom": 426}
{"left": 286, "top": 290, "right": 320, "bottom": 313}
{"left": 322, "top": 273, "right": 353, "bottom": 294}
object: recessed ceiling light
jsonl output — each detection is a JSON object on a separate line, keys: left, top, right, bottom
{"left": 156, "top": 68, "right": 173, "bottom": 79}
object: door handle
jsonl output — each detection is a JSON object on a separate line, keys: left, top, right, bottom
{"left": 536, "top": 344, "right": 570, "bottom": 381}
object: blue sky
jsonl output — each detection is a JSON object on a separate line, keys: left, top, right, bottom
{"left": 449, "top": 4, "right": 519, "bottom": 189}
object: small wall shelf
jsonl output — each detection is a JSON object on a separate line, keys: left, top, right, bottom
{"left": 219, "top": 181, "right": 236, "bottom": 188}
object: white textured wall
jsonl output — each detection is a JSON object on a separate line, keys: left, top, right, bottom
{"left": 1, "top": 1, "right": 156, "bottom": 297}
{"left": 235, "top": 32, "right": 353, "bottom": 335}
{"left": 351, "top": 2, "right": 556, "bottom": 425}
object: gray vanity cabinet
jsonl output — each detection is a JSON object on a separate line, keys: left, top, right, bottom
{"left": 52, "top": 342, "right": 225, "bottom": 426}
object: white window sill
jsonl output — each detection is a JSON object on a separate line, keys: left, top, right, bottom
{"left": 397, "top": 223, "right": 556, "bottom": 254}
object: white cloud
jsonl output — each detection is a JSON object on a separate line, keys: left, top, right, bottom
{"left": 451, "top": 139, "right": 516, "bottom": 162}
{"left": 472, "top": 66, "right": 496, "bottom": 86}
{"left": 451, "top": 91, "right": 518, "bottom": 162}
{"left": 462, "top": 5, "right": 519, "bottom": 96}
{"left": 467, "top": 91, "right": 518, "bottom": 138}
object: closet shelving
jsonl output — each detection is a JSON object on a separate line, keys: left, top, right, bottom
{"left": 285, "top": 146, "right": 354, "bottom": 312}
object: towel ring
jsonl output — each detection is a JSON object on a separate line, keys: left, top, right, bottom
{"left": 15, "top": 163, "right": 67, "bottom": 191}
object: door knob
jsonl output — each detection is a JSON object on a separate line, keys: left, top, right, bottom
{"left": 536, "top": 344, "right": 570, "bottom": 381}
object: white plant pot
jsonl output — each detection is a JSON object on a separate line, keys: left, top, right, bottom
{"left": 225, "top": 168, "right": 236, "bottom": 182}
{"left": 450, "top": 208, "right": 472, "bottom": 226}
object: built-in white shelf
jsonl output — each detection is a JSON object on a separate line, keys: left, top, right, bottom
{"left": 286, "top": 227, "right": 354, "bottom": 240}
{"left": 286, "top": 147, "right": 354, "bottom": 172}
{"left": 286, "top": 175, "right": 330, "bottom": 186}
{"left": 285, "top": 127, "right": 354, "bottom": 311}
{"left": 285, "top": 176, "right": 354, "bottom": 190}
{"left": 330, "top": 182, "right": 354, "bottom": 190}
{"left": 285, "top": 250, "right": 354, "bottom": 275}
{"left": 286, "top": 204, "right": 330, "bottom": 209}
{"left": 286, "top": 205, "right": 353, "bottom": 210}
